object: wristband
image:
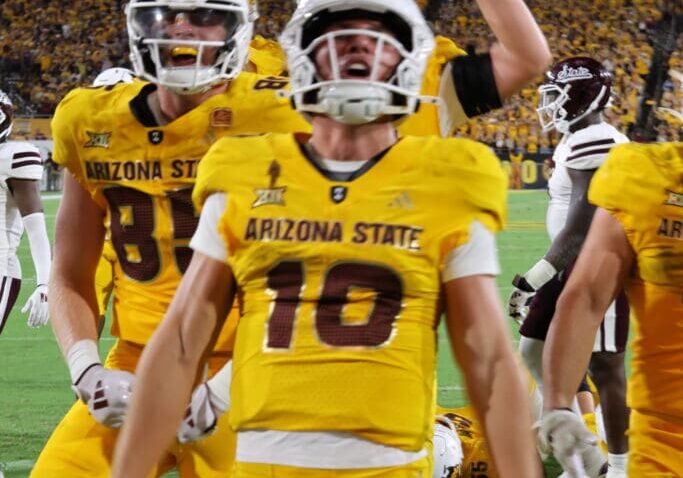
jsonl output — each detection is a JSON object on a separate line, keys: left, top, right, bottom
{"left": 524, "top": 258, "right": 557, "bottom": 291}
{"left": 66, "top": 339, "right": 101, "bottom": 384}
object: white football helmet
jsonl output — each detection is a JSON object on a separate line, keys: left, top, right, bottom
{"left": 126, "top": 0, "right": 257, "bottom": 94}
{"left": 0, "top": 90, "right": 13, "bottom": 142}
{"left": 92, "top": 67, "right": 137, "bottom": 86}
{"left": 433, "top": 416, "right": 464, "bottom": 478}
{"left": 279, "top": 0, "right": 435, "bottom": 125}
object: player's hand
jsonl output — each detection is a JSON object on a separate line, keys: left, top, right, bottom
{"left": 177, "top": 382, "right": 230, "bottom": 443}
{"left": 508, "top": 274, "right": 536, "bottom": 324}
{"left": 538, "top": 409, "right": 596, "bottom": 477}
{"left": 72, "top": 365, "right": 135, "bottom": 428}
{"left": 22, "top": 284, "right": 49, "bottom": 328}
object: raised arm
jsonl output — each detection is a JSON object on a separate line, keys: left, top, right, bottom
{"left": 444, "top": 274, "right": 542, "bottom": 477}
{"left": 112, "top": 251, "right": 235, "bottom": 478}
{"left": 477, "top": 0, "right": 552, "bottom": 100}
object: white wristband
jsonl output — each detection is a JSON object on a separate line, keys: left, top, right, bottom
{"left": 66, "top": 339, "right": 101, "bottom": 384}
{"left": 524, "top": 258, "right": 557, "bottom": 290}
{"left": 206, "top": 360, "right": 232, "bottom": 411}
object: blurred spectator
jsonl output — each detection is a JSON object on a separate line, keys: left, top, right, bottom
{"left": 1, "top": 0, "right": 679, "bottom": 143}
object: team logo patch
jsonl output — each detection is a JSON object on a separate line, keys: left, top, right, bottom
{"left": 330, "top": 186, "right": 348, "bottom": 204}
{"left": 253, "top": 160, "right": 286, "bottom": 208}
{"left": 211, "top": 108, "right": 233, "bottom": 128}
{"left": 148, "top": 130, "right": 164, "bottom": 145}
{"left": 665, "top": 190, "right": 683, "bottom": 208}
{"left": 84, "top": 131, "right": 111, "bottom": 149}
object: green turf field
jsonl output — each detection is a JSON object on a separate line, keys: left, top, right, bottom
{"left": 0, "top": 190, "right": 554, "bottom": 477}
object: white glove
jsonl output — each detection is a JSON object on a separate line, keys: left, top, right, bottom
{"left": 177, "top": 382, "right": 230, "bottom": 444}
{"left": 508, "top": 274, "right": 536, "bottom": 325}
{"left": 538, "top": 409, "right": 596, "bottom": 478}
{"left": 72, "top": 364, "right": 135, "bottom": 428}
{"left": 22, "top": 284, "right": 49, "bottom": 328}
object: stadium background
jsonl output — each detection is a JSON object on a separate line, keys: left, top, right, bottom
{"left": 0, "top": 0, "right": 681, "bottom": 476}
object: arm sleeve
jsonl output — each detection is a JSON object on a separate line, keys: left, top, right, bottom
{"left": 189, "top": 193, "right": 229, "bottom": 263}
{"left": 442, "top": 221, "right": 500, "bottom": 282}
{"left": 22, "top": 212, "right": 51, "bottom": 285}
{"left": 442, "top": 53, "right": 503, "bottom": 119}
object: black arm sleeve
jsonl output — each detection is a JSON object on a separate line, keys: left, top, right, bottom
{"left": 448, "top": 53, "right": 502, "bottom": 118}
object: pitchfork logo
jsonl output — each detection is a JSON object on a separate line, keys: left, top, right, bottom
{"left": 556, "top": 65, "right": 593, "bottom": 82}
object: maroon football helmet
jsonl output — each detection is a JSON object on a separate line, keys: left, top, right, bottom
{"left": 537, "top": 56, "right": 612, "bottom": 134}
{"left": 0, "top": 90, "right": 13, "bottom": 142}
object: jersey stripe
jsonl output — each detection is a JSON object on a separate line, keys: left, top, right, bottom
{"left": 12, "top": 160, "right": 42, "bottom": 169}
{"left": 567, "top": 146, "right": 614, "bottom": 162}
{"left": 569, "top": 138, "right": 615, "bottom": 152}
{"left": 12, "top": 151, "right": 41, "bottom": 160}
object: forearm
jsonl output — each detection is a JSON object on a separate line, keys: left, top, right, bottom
{"left": 50, "top": 274, "right": 101, "bottom": 359}
{"left": 113, "top": 252, "right": 232, "bottom": 478}
{"left": 454, "top": 332, "right": 540, "bottom": 476}
{"left": 543, "top": 288, "right": 603, "bottom": 410}
{"left": 543, "top": 228, "right": 586, "bottom": 272}
{"left": 112, "top": 318, "right": 199, "bottom": 478}
{"left": 446, "top": 275, "right": 541, "bottom": 477}
{"left": 22, "top": 212, "right": 51, "bottom": 285}
{"left": 477, "top": 0, "right": 549, "bottom": 67}
{"left": 476, "top": 0, "right": 550, "bottom": 98}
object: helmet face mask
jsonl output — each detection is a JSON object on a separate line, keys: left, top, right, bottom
{"left": 280, "top": 0, "right": 434, "bottom": 125}
{"left": 536, "top": 56, "right": 612, "bottom": 134}
{"left": 0, "top": 90, "right": 13, "bottom": 142}
{"left": 126, "top": 0, "right": 255, "bottom": 94}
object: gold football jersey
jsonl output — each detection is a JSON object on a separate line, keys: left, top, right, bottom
{"left": 399, "top": 35, "right": 466, "bottom": 137}
{"left": 436, "top": 406, "right": 499, "bottom": 478}
{"left": 51, "top": 75, "right": 309, "bottom": 350}
{"left": 589, "top": 142, "right": 683, "bottom": 417}
{"left": 248, "top": 35, "right": 288, "bottom": 76}
{"left": 194, "top": 133, "right": 506, "bottom": 450}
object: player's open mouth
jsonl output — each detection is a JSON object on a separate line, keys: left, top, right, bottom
{"left": 341, "top": 62, "right": 371, "bottom": 79}
{"left": 170, "top": 47, "right": 199, "bottom": 66}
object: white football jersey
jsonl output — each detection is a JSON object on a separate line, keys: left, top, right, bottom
{"left": 0, "top": 141, "right": 43, "bottom": 278}
{"left": 546, "top": 123, "right": 629, "bottom": 240}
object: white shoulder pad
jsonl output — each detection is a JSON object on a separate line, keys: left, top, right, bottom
{"left": 0, "top": 141, "right": 43, "bottom": 180}
{"left": 564, "top": 123, "right": 629, "bottom": 171}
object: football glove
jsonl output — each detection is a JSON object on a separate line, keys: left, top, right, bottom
{"left": 538, "top": 409, "right": 596, "bottom": 478}
{"left": 72, "top": 364, "right": 135, "bottom": 428}
{"left": 177, "top": 381, "right": 230, "bottom": 444}
{"left": 22, "top": 284, "right": 49, "bottom": 328}
{"left": 508, "top": 274, "right": 536, "bottom": 325}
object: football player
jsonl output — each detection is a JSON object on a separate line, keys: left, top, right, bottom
{"left": 38, "top": 0, "right": 551, "bottom": 475}
{"left": 508, "top": 57, "right": 630, "bottom": 477}
{"left": 0, "top": 90, "right": 51, "bottom": 336}
{"left": 112, "top": 1, "right": 541, "bottom": 477}
{"left": 540, "top": 140, "right": 683, "bottom": 477}
{"left": 32, "top": 1, "right": 309, "bottom": 476}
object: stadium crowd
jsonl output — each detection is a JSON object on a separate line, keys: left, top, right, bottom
{"left": 1, "top": 0, "right": 681, "bottom": 146}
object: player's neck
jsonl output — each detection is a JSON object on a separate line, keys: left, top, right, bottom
{"left": 150, "top": 83, "right": 229, "bottom": 125}
{"left": 308, "top": 116, "right": 398, "bottom": 162}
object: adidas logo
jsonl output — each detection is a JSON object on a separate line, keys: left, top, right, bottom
{"left": 388, "top": 192, "right": 414, "bottom": 209}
